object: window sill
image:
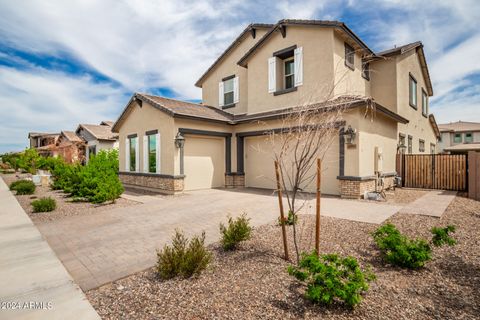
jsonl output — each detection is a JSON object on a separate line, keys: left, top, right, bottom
{"left": 273, "top": 87, "right": 297, "bottom": 96}
{"left": 362, "top": 74, "right": 370, "bottom": 81}
{"left": 422, "top": 113, "right": 428, "bottom": 118}
{"left": 409, "top": 103, "right": 417, "bottom": 110}
{"left": 222, "top": 103, "right": 236, "bottom": 110}
{"left": 345, "top": 61, "right": 354, "bottom": 71}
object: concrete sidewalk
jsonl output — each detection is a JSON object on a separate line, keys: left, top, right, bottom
{"left": 399, "top": 190, "right": 457, "bottom": 217}
{"left": 0, "top": 178, "right": 99, "bottom": 320}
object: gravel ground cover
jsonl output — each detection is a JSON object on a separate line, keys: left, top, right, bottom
{"left": 2, "top": 174, "right": 138, "bottom": 223}
{"left": 87, "top": 195, "right": 480, "bottom": 320}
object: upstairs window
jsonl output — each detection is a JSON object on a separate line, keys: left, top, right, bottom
{"left": 345, "top": 43, "right": 354, "bottom": 69}
{"left": 218, "top": 75, "right": 238, "bottom": 108}
{"left": 422, "top": 89, "right": 428, "bottom": 116}
{"left": 398, "top": 133, "right": 406, "bottom": 154}
{"left": 408, "top": 135, "right": 413, "bottom": 154}
{"left": 419, "top": 139, "right": 425, "bottom": 152}
{"left": 362, "top": 62, "right": 370, "bottom": 80}
{"left": 465, "top": 132, "right": 473, "bottom": 143}
{"left": 223, "top": 77, "right": 234, "bottom": 106}
{"left": 430, "top": 143, "right": 436, "bottom": 154}
{"left": 409, "top": 74, "right": 417, "bottom": 108}
{"left": 454, "top": 133, "right": 462, "bottom": 143}
{"left": 284, "top": 58, "right": 295, "bottom": 89}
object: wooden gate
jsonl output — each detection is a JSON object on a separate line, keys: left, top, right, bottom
{"left": 396, "top": 154, "right": 467, "bottom": 191}
{"left": 468, "top": 151, "right": 480, "bottom": 200}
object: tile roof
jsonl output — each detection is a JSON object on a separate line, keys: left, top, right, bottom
{"left": 100, "top": 121, "right": 114, "bottom": 127}
{"left": 438, "top": 121, "right": 480, "bottom": 132}
{"left": 61, "top": 131, "right": 84, "bottom": 143}
{"left": 78, "top": 124, "right": 118, "bottom": 141}
{"left": 444, "top": 143, "right": 480, "bottom": 151}
{"left": 375, "top": 41, "right": 423, "bottom": 56}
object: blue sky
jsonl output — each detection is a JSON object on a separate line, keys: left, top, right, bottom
{"left": 0, "top": 0, "right": 479, "bottom": 153}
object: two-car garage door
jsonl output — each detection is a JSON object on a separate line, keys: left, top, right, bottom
{"left": 244, "top": 135, "right": 340, "bottom": 195}
{"left": 184, "top": 135, "right": 225, "bottom": 191}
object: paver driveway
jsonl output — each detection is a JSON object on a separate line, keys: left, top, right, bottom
{"left": 36, "top": 188, "right": 402, "bottom": 291}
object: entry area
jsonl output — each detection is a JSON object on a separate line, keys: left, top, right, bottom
{"left": 243, "top": 133, "right": 341, "bottom": 195}
{"left": 184, "top": 135, "right": 225, "bottom": 190}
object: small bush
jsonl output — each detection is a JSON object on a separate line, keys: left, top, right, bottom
{"left": 156, "top": 230, "right": 211, "bottom": 280}
{"left": 219, "top": 213, "right": 252, "bottom": 250}
{"left": 288, "top": 252, "right": 375, "bottom": 308}
{"left": 431, "top": 225, "right": 456, "bottom": 247}
{"left": 278, "top": 210, "right": 298, "bottom": 226}
{"left": 31, "top": 197, "right": 56, "bottom": 212}
{"left": 372, "top": 223, "right": 432, "bottom": 269}
{"left": 11, "top": 180, "right": 36, "bottom": 195}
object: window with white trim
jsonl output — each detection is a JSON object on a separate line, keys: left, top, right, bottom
{"left": 409, "top": 74, "right": 417, "bottom": 108}
{"left": 284, "top": 58, "right": 294, "bottom": 89}
{"left": 223, "top": 78, "right": 234, "bottom": 106}
{"left": 422, "top": 89, "right": 428, "bottom": 116}
{"left": 147, "top": 133, "right": 157, "bottom": 173}
{"left": 129, "top": 136, "right": 137, "bottom": 172}
{"left": 419, "top": 139, "right": 425, "bottom": 152}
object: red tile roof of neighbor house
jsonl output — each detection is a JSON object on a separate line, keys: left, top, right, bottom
{"left": 438, "top": 121, "right": 480, "bottom": 132}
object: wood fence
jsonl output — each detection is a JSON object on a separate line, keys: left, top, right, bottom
{"left": 396, "top": 154, "right": 467, "bottom": 191}
{"left": 468, "top": 151, "right": 480, "bottom": 200}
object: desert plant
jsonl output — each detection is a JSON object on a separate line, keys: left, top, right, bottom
{"left": 219, "top": 213, "right": 252, "bottom": 250}
{"left": 288, "top": 252, "right": 375, "bottom": 308}
{"left": 278, "top": 210, "right": 297, "bottom": 226}
{"left": 431, "top": 225, "right": 456, "bottom": 247}
{"left": 156, "top": 230, "right": 211, "bottom": 280}
{"left": 372, "top": 224, "right": 432, "bottom": 269}
{"left": 9, "top": 179, "right": 27, "bottom": 191}
{"left": 11, "top": 180, "right": 36, "bottom": 195}
{"left": 31, "top": 197, "right": 56, "bottom": 212}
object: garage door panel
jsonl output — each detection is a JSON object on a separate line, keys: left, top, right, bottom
{"left": 244, "top": 134, "right": 340, "bottom": 195}
{"left": 184, "top": 136, "right": 224, "bottom": 191}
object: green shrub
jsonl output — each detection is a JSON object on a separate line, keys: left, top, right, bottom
{"left": 219, "top": 213, "right": 252, "bottom": 250}
{"left": 156, "top": 230, "right": 211, "bottom": 280}
{"left": 431, "top": 225, "right": 456, "bottom": 247}
{"left": 11, "top": 180, "right": 36, "bottom": 195}
{"left": 372, "top": 223, "right": 432, "bottom": 269}
{"left": 31, "top": 197, "right": 56, "bottom": 212}
{"left": 9, "top": 179, "right": 27, "bottom": 191}
{"left": 278, "top": 210, "right": 297, "bottom": 226}
{"left": 288, "top": 252, "right": 375, "bottom": 308}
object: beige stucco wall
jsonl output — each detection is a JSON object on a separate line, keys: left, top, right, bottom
{"left": 245, "top": 26, "right": 336, "bottom": 114}
{"left": 117, "top": 101, "right": 175, "bottom": 175}
{"left": 396, "top": 50, "right": 437, "bottom": 154}
{"left": 370, "top": 58, "right": 397, "bottom": 112}
{"left": 200, "top": 28, "right": 268, "bottom": 114}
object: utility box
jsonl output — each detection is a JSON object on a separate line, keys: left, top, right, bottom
{"left": 374, "top": 147, "right": 383, "bottom": 173}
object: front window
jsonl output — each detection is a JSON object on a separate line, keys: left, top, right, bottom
{"left": 345, "top": 43, "right": 354, "bottom": 69}
{"left": 362, "top": 62, "right": 370, "bottom": 80}
{"left": 454, "top": 133, "right": 462, "bottom": 143}
{"left": 129, "top": 136, "right": 137, "bottom": 171}
{"left": 419, "top": 139, "right": 425, "bottom": 152}
{"left": 409, "top": 74, "right": 417, "bottom": 108}
{"left": 408, "top": 135, "right": 413, "bottom": 154}
{"left": 148, "top": 134, "right": 157, "bottom": 173}
{"left": 223, "top": 78, "right": 234, "bottom": 106}
{"left": 284, "top": 58, "right": 294, "bottom": 89}
{"left": 465, "top": 132, "right": 473, "bottom": 143}
{"left": 88, "top": 145, "right": 96, "bottom": 158}
{"left": 422, "top": 89, "right": 428, "bottom": 116}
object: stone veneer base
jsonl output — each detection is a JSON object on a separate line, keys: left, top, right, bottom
{"left": 340, "top": 176, "right": 395, "bottom": 199}
{"left": 225, "top": 173, "right": 245, "bottom": 188}
{"left": 119, "top": 172, "right": 184, "bottom": 194}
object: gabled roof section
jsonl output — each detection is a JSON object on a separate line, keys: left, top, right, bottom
{"left": 438, "top": 121, "right": 480, "bottom": 132}
{"left": 60, "top": 131, "right": 84, "bottom": 143}
{"left": 100, "top": 120, "right": 114, "bottom": 127}
{"left": 429, "top": 114, "right": 441, "bottom": 140}
{"left": 194, "top": 23, "right": 273, "bottom": 88}
{"left": 112, "top": 93, "right": 234, "bottom": 132}
{"left": 237, "top": 19, "right": 374, "bottom": 67}
{"left": 28, "top": 132, "right": 60, "bottom": 138}
{"left": 373, "top": 41, "right": 433, "bottom": 96}
{"left": 76, "top": 123, "right": 118, "bottom": 141}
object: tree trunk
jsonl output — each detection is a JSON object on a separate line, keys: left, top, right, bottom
{"left": 315, "top": 158, "right": 321, "bottom": 256}
{"left": 274, "top": 161, "right": 289, "bottom": 261}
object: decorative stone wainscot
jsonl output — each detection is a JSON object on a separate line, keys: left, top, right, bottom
{"left": 338, "top": 173, "right": 396, "bottom": 199}
{"left": 225, "top": 173, "right": 245, "bottom": 188}
{"left": 119, "top": 172, "right": 184, "bottom": 194}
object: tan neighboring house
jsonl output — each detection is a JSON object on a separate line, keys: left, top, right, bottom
{"left": 75, "top": 121, "right": 119, "bottom": 163}
{"left": 56, "top": 131, "right": 86, "bottom": 163}
{"left": 28, "top": 132, "right": 60, "bottom": 157}
{"left": 438, "top": 121, "right": 480, "bottom": 154}
{"left": 112, "top": 19, "right": 440, "bottom": 198}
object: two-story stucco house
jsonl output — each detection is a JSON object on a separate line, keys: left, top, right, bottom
{"left": 75, "top": 121, "right": 119, "bottom": 163}
{"left": 438, "top": 121, "right": 480, "bottom": 154}
{"left": 112, "top": 19, "right": 440, "bottom": 198}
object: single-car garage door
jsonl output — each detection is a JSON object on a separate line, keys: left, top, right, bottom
{"left": 184, "top": 135, "right": 225, "bottom": 191}
{"left": 244, "top": 134, "right": 340, "bottom": 195}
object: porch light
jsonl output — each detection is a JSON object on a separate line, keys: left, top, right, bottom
{"left": 175, "top": 132, "right": 185, "bottom": 148}
{"left": 344, "top": 125, "right": 356, "bottom": 144}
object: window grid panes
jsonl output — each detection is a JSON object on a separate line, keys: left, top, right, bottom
{"left": 223, "top": 78, "right": 234, "bottom": 105}
{"left": 284, "top": 59, "right": 294, "bottom": 89}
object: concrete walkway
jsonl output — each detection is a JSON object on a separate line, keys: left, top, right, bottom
{"left": 36, "top": 188, "right": 402, "bottom": 291}
{"left": 0, "top": 179, "right": 99, "bottom": 319}
{"left": 399, "top": 190, "right": 457, "bottom": 217}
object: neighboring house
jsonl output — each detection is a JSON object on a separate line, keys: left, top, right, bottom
{"left": 56, "top": 131, "right": 86, "bottom": 163}
{"left": 112, "top": 19, "right": 439, "bottom": 198}
{"left": 438, "top": 121, "right": 480, "bottom": 154}
{"left": 75, "top": 121, "right": 119, "bottom": 162}
{"left": 28, "top": 132, "right": 60, "bottom": 157}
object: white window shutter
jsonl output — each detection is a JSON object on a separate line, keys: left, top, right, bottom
{"left": 135, "top": 137, "right": 140, "bottom": 172}
{"left": 156, "top": 133, "right": 161, "bottom": 173}
{"left": 294, "top": 47, "right": 303, "bottom": 86}
{"left": 143, "top": 135, "right": 148, "bottom": 173}
{"left": 218, "top": 82, "right": 224, "bottom": 107}
{"left": 268, "top": 57, "right": 276, "bottom": 93}
{"left": 125, "top": 138, "right": 130, "bottom": 171}
{"left": 233, "top": 76, "right": 239, "bottom": 103}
